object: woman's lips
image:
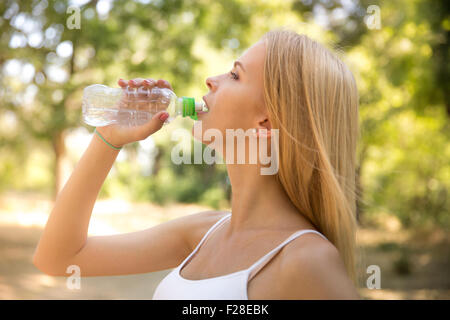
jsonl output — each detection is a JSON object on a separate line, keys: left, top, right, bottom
{"left": 197, "top": 96, "right": 210, "bottom": 114}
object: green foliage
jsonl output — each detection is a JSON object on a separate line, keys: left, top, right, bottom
{"left": 377, "top": 242, "right": 402, "bottom": 252}
{"left": 348, "top": 0, "right": 450, "bottom": 228}
{"left": 125, "top": 139, "right": 230, "bottom": 208}
{"left": 0, "top": 0, "right": 448, "bottom": 229}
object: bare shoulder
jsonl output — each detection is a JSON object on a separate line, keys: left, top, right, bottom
{"left": 279, "top": 233, "right": 361, "bottom": 300}
{"left": 178, "top": 210, "right": 230, "bottom": 252}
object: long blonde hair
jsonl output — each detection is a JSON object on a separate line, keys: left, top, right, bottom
{"left": 261, "top": 29, "right": 360, "bottom": 286}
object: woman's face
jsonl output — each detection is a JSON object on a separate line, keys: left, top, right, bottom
{"left": 192, "top": 40, "right": 268, "bottom": 147}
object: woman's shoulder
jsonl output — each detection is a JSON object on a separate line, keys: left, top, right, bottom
{"left": 278, "top": 233, "right": 360, "bottom": 299}
{"left": 181, "top": 210, "right": 230, "bottom": 252}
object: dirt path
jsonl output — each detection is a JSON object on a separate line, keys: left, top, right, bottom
{"left": 0, "top": 192, "right": 448, "bottom": 299}
{"left": 0, "top": 192, "right": 209, "bottom": 299}
{"left": 0, "top": 224, "right": 173, "bottom": 299}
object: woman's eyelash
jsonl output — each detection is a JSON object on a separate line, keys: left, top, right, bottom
{"left": 229, "top": 71, "right": 239, "bottom": 80}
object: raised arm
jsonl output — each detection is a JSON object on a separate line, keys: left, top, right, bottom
{"left": 33, "top": 78, "right": 176, "bottom": 276}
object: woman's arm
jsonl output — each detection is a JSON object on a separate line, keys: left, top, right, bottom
{"left": 33, "top": 78, "right": 230, "bottom": 277}
{"left": 33, "top": 78, "right": 176, "bottom": 276}
{"left": 32, "top": 134, "right": 121, "bottom": 273}
{"left": 32, "top": 132, "right": 223, "bottom": 277}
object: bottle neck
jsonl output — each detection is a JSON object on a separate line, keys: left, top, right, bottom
{"left": 177, "top": 97, "right": 198, "bottom": 120}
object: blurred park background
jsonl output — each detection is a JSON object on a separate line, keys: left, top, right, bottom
{"left": 0, "top": 0, "right": 448, "bottom": 299}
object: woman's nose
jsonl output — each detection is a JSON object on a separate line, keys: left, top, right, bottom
{"left": 206, "top": 76, "right": 217, "bottom": 92}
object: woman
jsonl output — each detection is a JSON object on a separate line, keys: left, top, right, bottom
{"left": 33, "top": 29, "right": 361, "bottom": 299}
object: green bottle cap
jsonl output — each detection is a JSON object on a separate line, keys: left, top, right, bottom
{"left": 181, "top": 97, "right": 198, "bottom": 120}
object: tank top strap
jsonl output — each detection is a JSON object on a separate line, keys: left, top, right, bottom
{"left": 179, "top": 212, "right": 232, "bottom": 269}
{"left": 246, "top": 229, "right": 328, "bottom": 281}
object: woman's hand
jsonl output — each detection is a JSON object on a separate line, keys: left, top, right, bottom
{"left": 95, "top": 78, "right": 174, "bottom": 148}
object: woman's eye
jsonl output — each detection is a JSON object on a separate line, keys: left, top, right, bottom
{"left": 229, "top": 71, "right": 239, "bottom": 80}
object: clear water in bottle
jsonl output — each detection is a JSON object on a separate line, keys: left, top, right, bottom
{"left": 82, "top": 84, "right": 207, "bottom": 127}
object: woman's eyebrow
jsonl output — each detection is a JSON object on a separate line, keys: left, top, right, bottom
{"left": 234, "top": 61, "right": 246, "bottom": 72}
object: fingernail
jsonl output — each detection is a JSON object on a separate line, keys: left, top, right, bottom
{"left": 130, "top": 80, "right": 136, "bottom": 85}
{"left": 159, "top": 112, "right": 169, "bottom": 121}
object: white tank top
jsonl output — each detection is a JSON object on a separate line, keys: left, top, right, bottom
{"left": 152, "top": 213, "right": 328, "bottom": 300}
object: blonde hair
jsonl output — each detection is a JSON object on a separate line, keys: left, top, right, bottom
{"left": 261, "top": 29, "right": 361, "bottom": 286}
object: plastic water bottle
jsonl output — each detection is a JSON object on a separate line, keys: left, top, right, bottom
{"left": 82, "top": 84, "right": 208, "bottom": 127}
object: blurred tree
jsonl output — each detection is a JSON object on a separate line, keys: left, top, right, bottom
{"left": 344, "top": 0, "right": 450, "bottom": 228}
{"left": 0, "top": 0, "right": 448, "bottom": 229}
{"left": 0, "top": 0, "right": 259, "bottom": 200}
{"left": 292, "top": 0, "right": 372, "bottom": 47}
{"left": 292, "top": 0, "right": 449, "bottom": 225}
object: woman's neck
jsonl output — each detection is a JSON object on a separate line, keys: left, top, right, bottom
{"left": 224, "top": 162, "right": 314, "bottom": 238}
